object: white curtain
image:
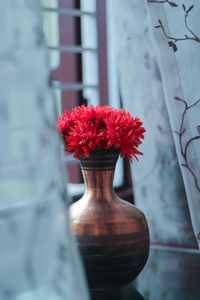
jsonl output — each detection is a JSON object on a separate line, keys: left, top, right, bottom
{"left": 146, "top": 0, "right": 200, "bottom": 247}
{"left": 0, "top": 1, "right": 89, "bottom": 299}
{"left": 111, "top": 0, "right": 199, "bottom": 248}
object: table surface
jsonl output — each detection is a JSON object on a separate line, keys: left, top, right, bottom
{"left": 129, "top": 245, "right": 200, "bottom": 300}
{"left": 90, "top": 245, "right": 200, "bottom": 300}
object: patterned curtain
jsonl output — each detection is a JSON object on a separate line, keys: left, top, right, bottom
{"left": 111, "top": 0, "right": 199, "bottom": 248}
{"left": 146, "top": 0, "right": 200, "bottom": 247}
{"left": 0, "top": 0, "right": 89, "bottom": 299}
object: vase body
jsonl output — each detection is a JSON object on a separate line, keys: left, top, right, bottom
{"left": 70, "top": 150, "right": 149, "bottom": 291}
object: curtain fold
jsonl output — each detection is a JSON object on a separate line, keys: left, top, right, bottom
{"left": 110, "top": 0, "right": 198, "bottom": 247}
{"left": 0, "top": 0, "right": 89, "bottom": 299}
{"left": 146, "top": 0, "right": 200, "bottom": 248}
{"left": 147, "top": 0, "right": 200, "bottom": 248}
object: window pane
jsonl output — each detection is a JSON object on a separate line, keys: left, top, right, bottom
{"left": 42, "top": 0, "right": 60, "bottom": 69}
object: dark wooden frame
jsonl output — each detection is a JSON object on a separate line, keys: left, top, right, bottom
{"left": 96, "top": 1, "right": 133, "bottom": 203}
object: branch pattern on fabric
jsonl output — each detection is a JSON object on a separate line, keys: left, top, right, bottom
{"left": 57, "top": 105, "right": 145, "bottom": 162}
{"left": 147, "top": 0, "right": 178, "bottom": 7}
{"left": 150, "top": 3, "right": 200, "bottom": 51}
{"left": 174, "top": 96, "right": 200, "bottom": 192}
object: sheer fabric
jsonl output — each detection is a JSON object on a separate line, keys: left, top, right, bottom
{"left": 146, "top": 0, "right": 200, "bottom": 247}
{"left": 110, "top": 0, "right": 198, "bottom": 247}
{"left": 0, "top": 0, "right": 89, "bottom": 299}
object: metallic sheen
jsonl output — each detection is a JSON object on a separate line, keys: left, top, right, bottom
{"left": 70, "top": 150, "right": 149, "bottom": 291}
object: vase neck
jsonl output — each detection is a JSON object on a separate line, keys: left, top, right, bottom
{"left": 78, "top": 149, "right": 120, "bottom": 202}
{"left": 81, "top": 167, "right": 116, "bottom": 200}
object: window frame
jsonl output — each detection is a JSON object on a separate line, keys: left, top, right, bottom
{"left": 43, "top": 0, "right": 134, "bottom": 203}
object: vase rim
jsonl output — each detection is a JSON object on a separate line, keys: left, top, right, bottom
{"left": 78, "top": 147, "right": 120, "bottom": 170}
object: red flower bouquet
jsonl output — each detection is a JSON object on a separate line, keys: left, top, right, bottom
{"left": 56, "top": 105, "right": 145, "bottom": 162}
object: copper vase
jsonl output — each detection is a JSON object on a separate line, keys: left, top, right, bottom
{"left": 70, "top": 149, "right": 149, "bottom": 291}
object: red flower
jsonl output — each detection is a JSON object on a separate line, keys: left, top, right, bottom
{"left": 56, "top": 105, "right": 145, "bottom": 162}
{"left": 105, "top": 109, "right": 145, "bottom": 162}
{"left": 56, "top": 110, "right": 74, "bottom": 136}
{"left": 66, "top": 121, "right": 102, "bottom": 158}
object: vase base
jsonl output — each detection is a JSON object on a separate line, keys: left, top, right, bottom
{"left": 90, "top": 284, "right": 145, "bottom": 300}
{"left": 90, "top": 288, "right": 122, "bottom": 300}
